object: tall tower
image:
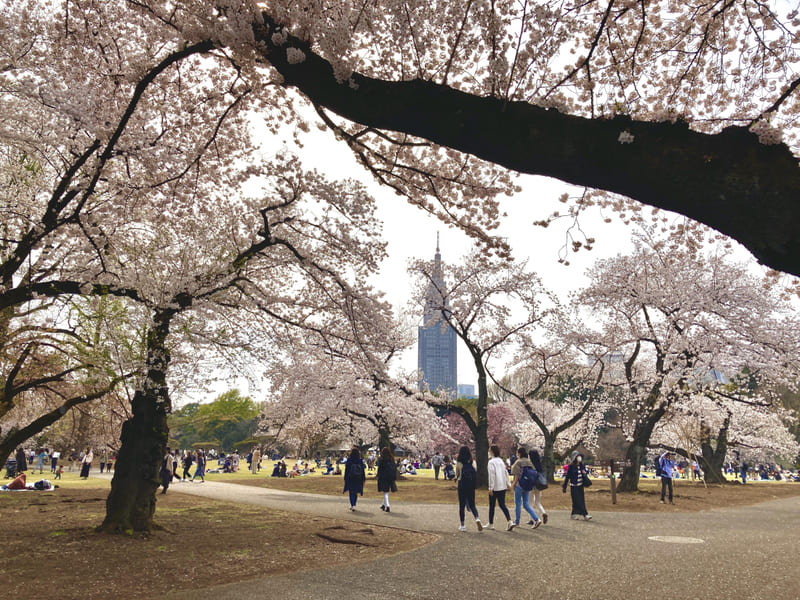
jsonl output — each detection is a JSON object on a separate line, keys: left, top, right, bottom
{"left": 417, "top": 235, "right": 457, "bottom": 398}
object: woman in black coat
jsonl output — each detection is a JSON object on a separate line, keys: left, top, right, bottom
{"left": 343, "top": 447, "right": 366, "bottom": 511}
{"left": 15, "top": 447, "right": 27, "bottom": 474}
{"left": 376, "top": 447, "right": 397, "bottom": 513}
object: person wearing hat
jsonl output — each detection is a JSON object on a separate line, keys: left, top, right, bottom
{"left": 659, "top": 451, "right": 676, "bottom": 504}
{"left": 562, "top": 451, "right": 592, "bottom": 520}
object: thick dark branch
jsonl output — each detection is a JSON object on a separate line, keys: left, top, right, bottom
{"left": 255, "top": 12, "right": 800, "bottom": 278}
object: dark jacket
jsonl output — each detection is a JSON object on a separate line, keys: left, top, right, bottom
{"left": 562, "top": 463, "right": 589, "bottom": 490}
{"left": 343, "top": 458, "right": 366, "bottom": 494}
{"left": 15, "top": 448, "right": 27, "bottom": 472}
{"left": 377, "top": 459, "right": 397, "bottom": 493}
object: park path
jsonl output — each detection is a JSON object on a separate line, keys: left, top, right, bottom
{"left": 163, "top": 480, "right": 799, "bottom": 600}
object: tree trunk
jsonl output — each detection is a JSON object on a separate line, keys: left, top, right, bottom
{"left": 698, "top": 420, "right": 730, "bottom": 484}
{"left": 377, "top": 426, "right": 391, "bottom": 452}
{"left": 617, "top": 408, "right": 665, "bottom": 493}
{"left": 541, "top": 434, "right": 557, "bottom": 484}
{"left": 473, "top": 357, "right": 489, "bottom": 488}
{"left": 97, "top": 308, "right": 173, "bottom": 534}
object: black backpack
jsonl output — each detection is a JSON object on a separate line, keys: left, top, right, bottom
{"left": 655, "top": 457, "right": 664, "bottom": 477}
{"left": 348, "top": 460, "right": 364, "bottom": 481}
{"left": 460, "top": 462, "right": 477, "bottom": 488}
{"left": 518, "top": 465, "right": 538, "bottom": 491}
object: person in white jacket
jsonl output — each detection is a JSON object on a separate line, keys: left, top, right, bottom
{"left": 487, "top": 445, "right": 515, "bottom": 531}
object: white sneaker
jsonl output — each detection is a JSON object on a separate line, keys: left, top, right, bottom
{"left": 486, "top": 523, "right": 495, "bottom": 530}
{"left": 570, "top": 514, "right": 578, "bottom": 520}
{"left": 458, "top": 525, "right": 466, "bottom": 532}
{"left": 531, "top": 520, "right": 542, "bottom": 529}
{"left": 475, "top": 518, "right": 483, "bottom": 531}
{"left": 584, "top": 515, "right": 592, "bottom": 521}
{"left": 506, "top": 521, "right": 516, "bottom": 531}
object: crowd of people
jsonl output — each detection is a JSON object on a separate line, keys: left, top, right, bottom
{"left": 5, "top": 446, "right": 118, "bottom": 481}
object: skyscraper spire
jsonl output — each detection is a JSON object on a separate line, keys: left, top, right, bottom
{"left": 418, "top": 234, "right": 457, "bottom": 398}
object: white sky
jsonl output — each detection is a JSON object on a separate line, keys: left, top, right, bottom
{"left": 210, "top": 112, "right": 763, "bottom": 399}
{"left": 286, "top": 121, "right": 639, "bottom": 388}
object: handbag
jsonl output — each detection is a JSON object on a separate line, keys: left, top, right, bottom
{"left": 582, "top": 476, "right": 592, "bottom": 488}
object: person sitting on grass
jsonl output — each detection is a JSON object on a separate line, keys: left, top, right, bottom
{"left": 6, "top": 472, "right": 26, "bottom": 490}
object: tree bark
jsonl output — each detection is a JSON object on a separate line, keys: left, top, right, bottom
{"left": 253, "top": 13, "right": 800, "bottom": 278}
{"left": 377, "top": 426, "right": 391, "bottom": 453}
{"left": 541, "top": 433, "right": 557, "bottom": 484}
{"left": 97, "top": 308, "right": 173, "bottom": 534}
{"left": 473, "top": 360, "right": 489, "bottom": 489}
{"left": 617, "top": 408, "right": 666, "bottom": 492}
{"left": 698, "top": 420, "right": 730, "bottom": 484}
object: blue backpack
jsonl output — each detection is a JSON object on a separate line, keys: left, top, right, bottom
{"left": 518, "top": 465, "right": 538, "bottom": 491}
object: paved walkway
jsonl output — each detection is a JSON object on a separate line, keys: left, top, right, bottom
{"left": 163, "top": 481, "right": 799, "bottom": 600}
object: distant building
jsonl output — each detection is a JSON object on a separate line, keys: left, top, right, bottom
{"left": 457, "top": 384, "right": 476, "bottom": 399}
{"left": 417, "top": 236, "right": 457, "bottom": 398}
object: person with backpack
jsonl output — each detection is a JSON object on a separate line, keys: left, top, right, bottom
{"left": 377, "top": 447, "right": 397, "bottom": 513}
{"left": 487, "top": 445, "right": 514, "bottom": 531}
{"left": 562, "top": 451, "right": 592, "bottom": 520}
{"left": 510, "top": 447, "right": 543, "bottom": 530}
{"left": 455, "top": 445, "right": 482, "bottom": 532}
{"left": 526, "top": 449, "right": 549, "bottom": 525}
{"left": 659, "top": 451, "right": 676, "bottom": 504}
{"left": 343, "top": 447, "right": 366, "bottom": 511}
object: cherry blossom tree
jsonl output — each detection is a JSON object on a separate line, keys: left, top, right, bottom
{"left": 3, "top": 1, "right": 393, "bottom": 532}
{"left": 260, "top": 304, "right": 441, "bottom": 456}
{"left": 653, "top": 394, "right": 800, "bottom": 482}
{"left": 575, "top": 229, "right": 800, "bottom": 492}
{"left": 125, "top": 1, "right": 800, "bottom": 278}
{"left": 410, "top": 248, "right": 554, "bottom": 485}
{"left": 493, "top": 329, "right": 609, "bottom": 482}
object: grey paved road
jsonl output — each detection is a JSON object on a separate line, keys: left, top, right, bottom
{"left": 163, "top": 481, "right": 799, "bottom": 600}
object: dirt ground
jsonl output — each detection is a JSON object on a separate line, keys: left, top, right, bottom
{"left": 2, "top": 471, "right": 798, "bottom": 599}
{"left": 0, "top": 479, "right": 434, "bottom": 600}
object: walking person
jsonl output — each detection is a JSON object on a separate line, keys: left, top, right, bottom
{"left": 659, "top": 451, "right": 676, "bottom": 504}
{"left": 35, "top": 448, "right": 46, "bottom": 474}
{"left": 432, "top": 452, "right": 443, "bottom": 480}
{"left": 510, "top": 447, "right": 542, "bottom": 529}
{"left": 455, "top": 445, "right": 483, "bottom": 532}
{"left": 527, "top": 449, "right": 549, "bottom": 525}
{"left": 50, "top": 450, "right": 60, "bottom": 474}
{"left": 79, "top": 447, "right": 93, "bottom": 479}
{"left": 376, "top": 447, "right": 397, "bottom": 513}
{"left": 191, "top": 448, "right": 206, "bottom": 483}
{"left": 343, "top": 447, "right": 366, "bottom": 511}
{"left": 99, "top": 448, "right": 108, "bottom": 473}
{"left": 487, "top": 445, "right": 513, "bottom": 531}
{"left": 562, "top": 451, "right": 592, "bottom": 520}
{"left": 181, "top": 450, "right": 193, "bottom": 480}
{"left": 160, "top": 447, "right": 174, "bottom": 494}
